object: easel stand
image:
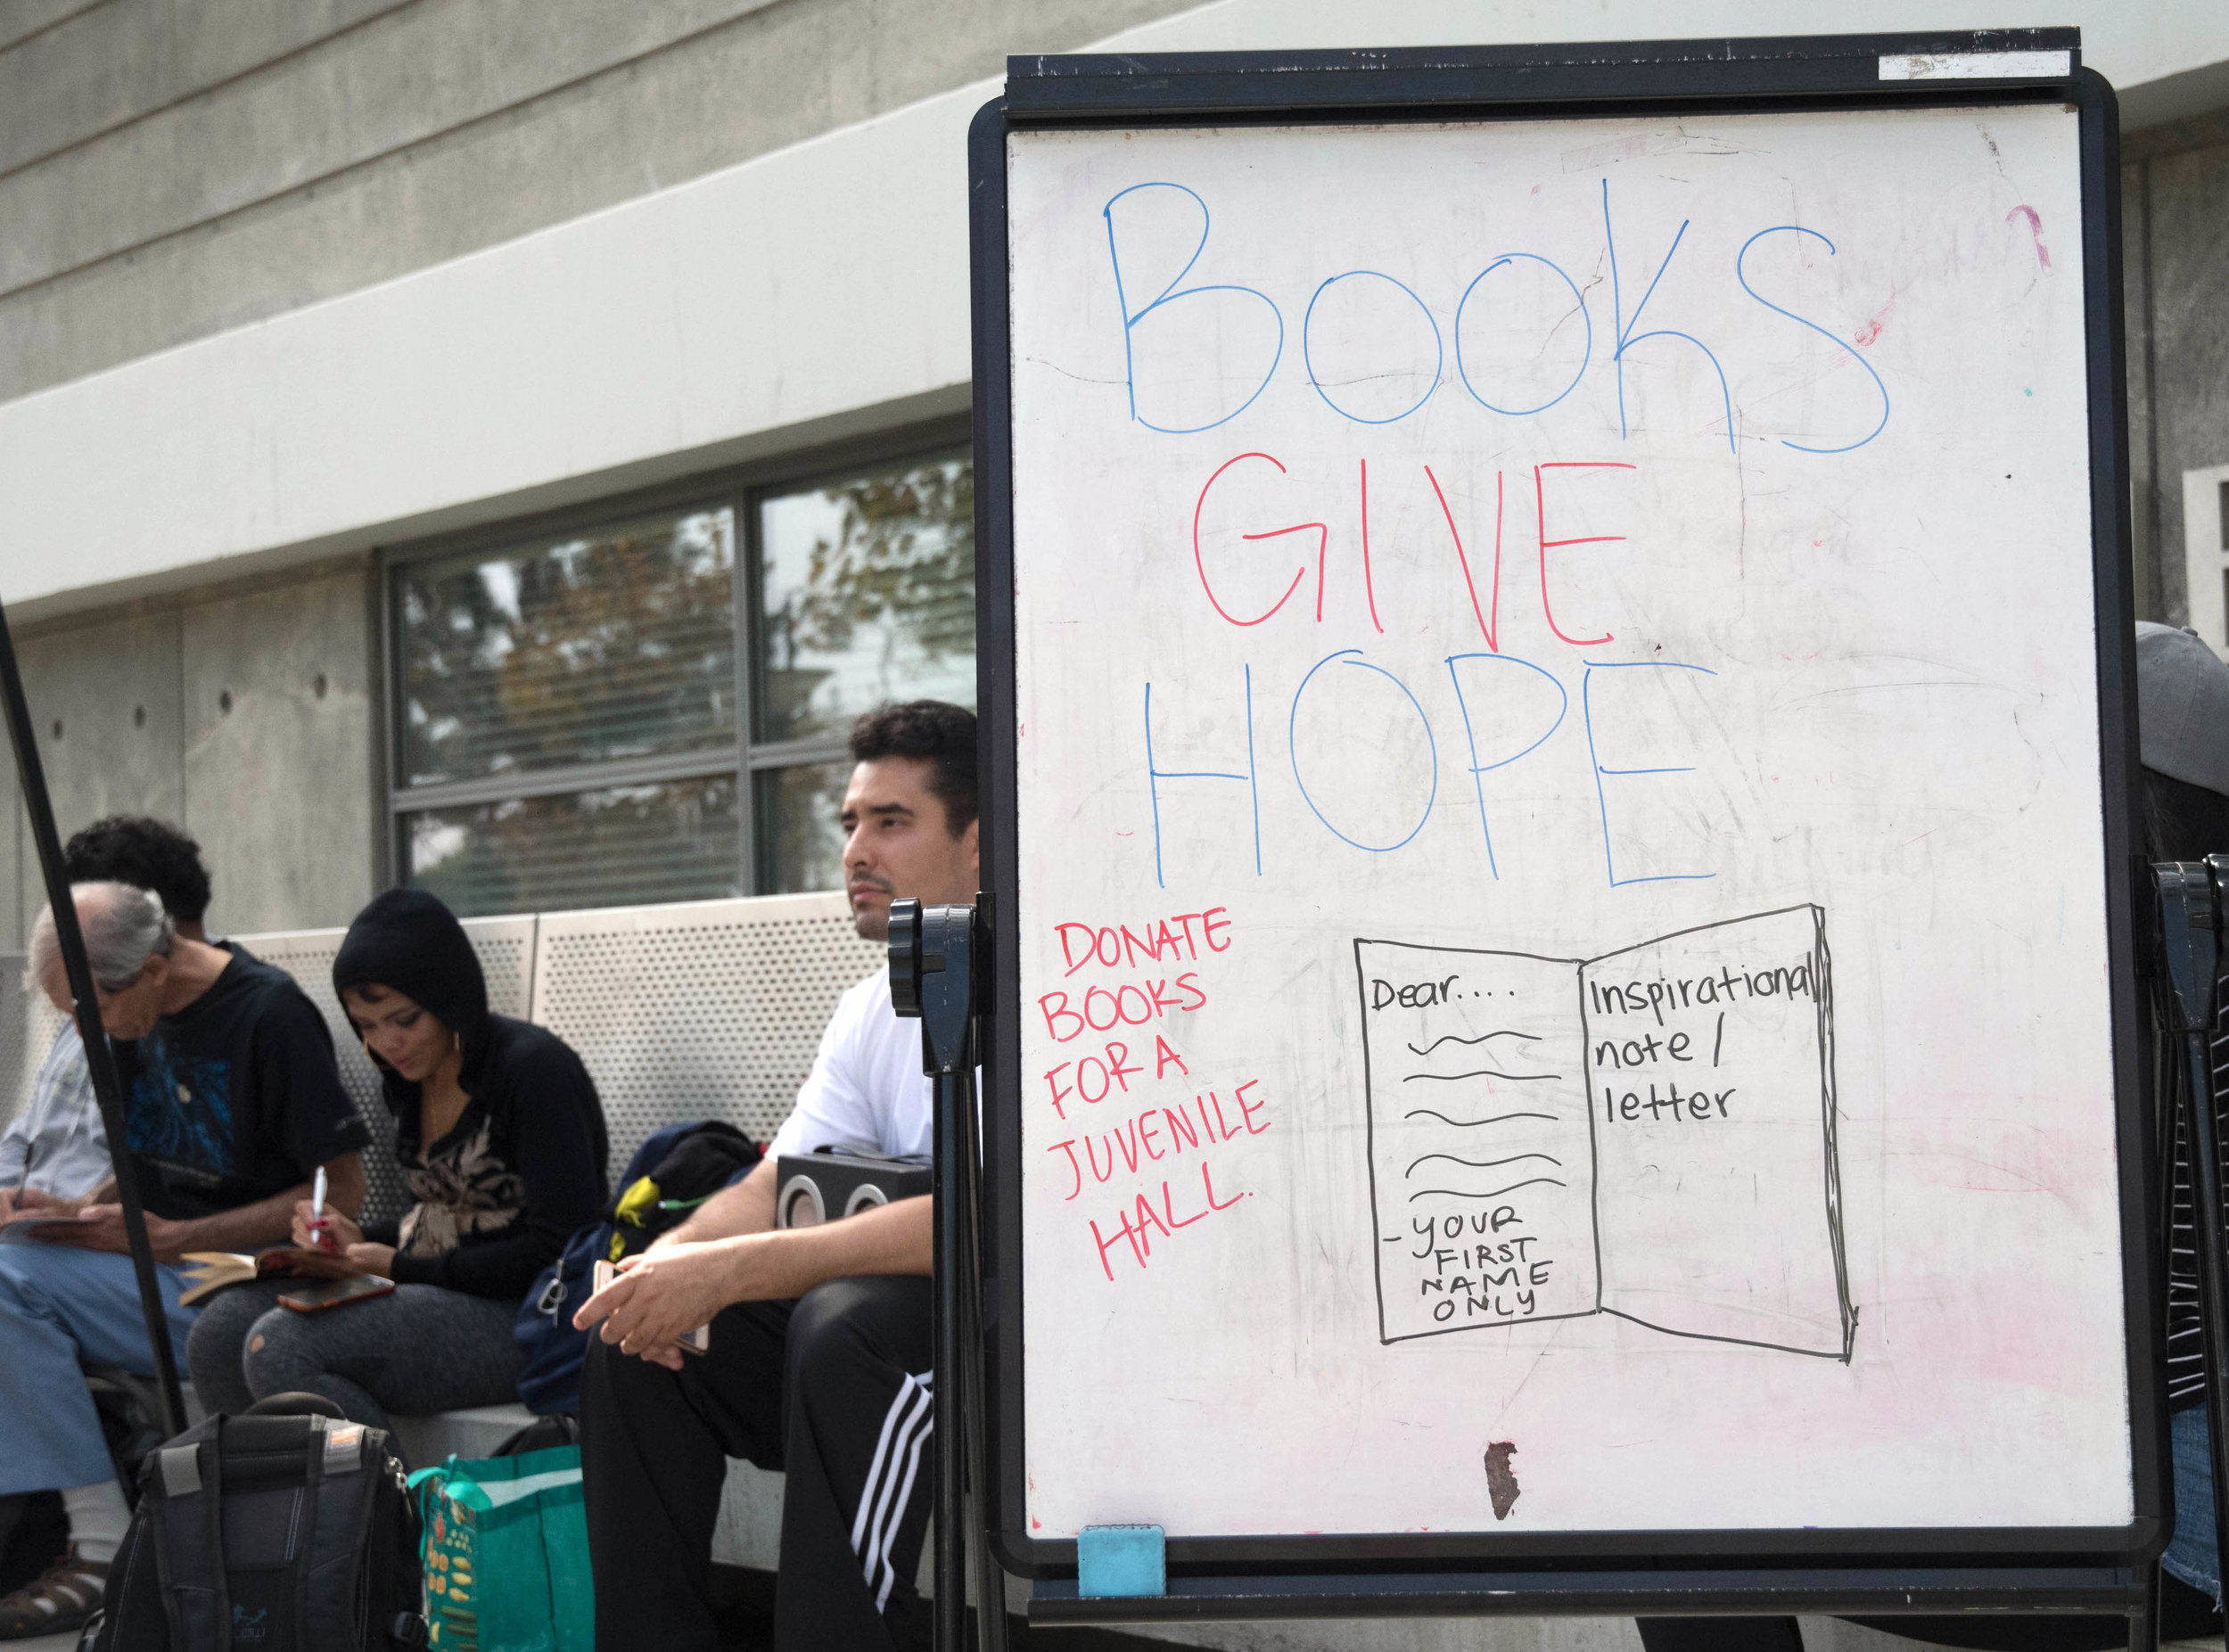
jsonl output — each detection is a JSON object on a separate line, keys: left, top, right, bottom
{"left": 891, "top": 897, "right": 1010, "bottom": 1652}
{"left": 0, "top": 594, "right": 185, "bottom": 1438}
{"left": 968, "top": 28, "right": 2171, "bottom": 1640}
{"left": 2149, "top": 860, "right": 2229, "bottom": 1615}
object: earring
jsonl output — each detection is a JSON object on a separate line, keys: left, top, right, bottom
{"left": 361, "top": 1034, "right": 377, "bottom": 1065}
{"left": 452, "top": 1031, "right": 462, "bottom": 1056}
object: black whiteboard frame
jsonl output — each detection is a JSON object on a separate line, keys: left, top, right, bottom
{"left": 969, "top": 27, "right": 2165, "bottom": 1612}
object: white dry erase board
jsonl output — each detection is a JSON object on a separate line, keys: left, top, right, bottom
{"left": 970, "top": 37, "right": 2156, "bottom": 1578}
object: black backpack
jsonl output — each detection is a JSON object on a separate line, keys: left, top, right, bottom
{"left": 87, "top": 1409, "right": 425, "bottom": 1652}
{"left": 513, "top": 1119, "right": 760, "bottom": 1413}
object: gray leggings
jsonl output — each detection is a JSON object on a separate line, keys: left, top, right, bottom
{"left": 186, "top": 1280, "right": 524, "bottom": 1432}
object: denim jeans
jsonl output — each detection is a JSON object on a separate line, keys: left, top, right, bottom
{"left": 2166, "top": 1404, "right": 2222, "bottom": 1606}
{"left": 0, "top": 1239, "right": 194, "bottom": 1495}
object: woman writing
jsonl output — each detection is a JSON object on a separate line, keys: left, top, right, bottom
{"left": 188, "top": 888, "right": 609, "bottom": 1428}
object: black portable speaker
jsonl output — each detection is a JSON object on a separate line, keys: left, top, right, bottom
{"left": 775, "top": 1147, "right": 932, "bottom": 1228}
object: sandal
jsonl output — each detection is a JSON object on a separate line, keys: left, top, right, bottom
{"left": 0, "top": 1547, "right": 108, "bottom": 1640}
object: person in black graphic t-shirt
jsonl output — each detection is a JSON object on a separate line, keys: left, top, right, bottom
{"left": 29, "top": 886, "right": 371, "bottom": 1235}
{"left": 0, "top": 882, "right": 367, "bottom": 1642}
{"left": 106, "top": 935, "right": 370, "bottom": 1227}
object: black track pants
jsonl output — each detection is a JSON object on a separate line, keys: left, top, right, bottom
{"left": 580, "top": 1275, "right": 934, "bottom": 1652}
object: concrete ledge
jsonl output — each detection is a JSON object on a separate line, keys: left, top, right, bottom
{"left": 387, "top": 1401, "right": 539, "bottom": 1470}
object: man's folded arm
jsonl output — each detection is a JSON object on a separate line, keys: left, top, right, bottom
{"left": 579, "top": 1156, "right": 934, "bottom": 1360}
{"left": 659, "top": 1155, "right": 933, "bottom": 1289}
{"left": 719, "top": 1186, "right": 933, "bottom": 1298}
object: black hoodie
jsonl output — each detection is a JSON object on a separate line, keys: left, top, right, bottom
{"left": 333, "top": 889, "right": 609, "bottom": 1301}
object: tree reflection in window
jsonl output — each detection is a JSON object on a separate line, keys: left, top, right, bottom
{"left": 400, "top": 508, "right": 736, "bottom": 788}
{"left": 756, "top": 456, "right": 974, "bottom": 744}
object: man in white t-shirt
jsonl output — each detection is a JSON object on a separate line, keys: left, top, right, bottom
{"left": 576, "top": 701, "right": 977, "bottom": 1652}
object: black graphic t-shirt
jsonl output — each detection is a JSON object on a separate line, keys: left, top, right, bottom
{"left": 112, "top": 946, "right": 369, "bottom": 1222}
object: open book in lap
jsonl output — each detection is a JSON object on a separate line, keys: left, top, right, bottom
{"left": 177, "top": 1247, "right": 367, "bottom": 1307}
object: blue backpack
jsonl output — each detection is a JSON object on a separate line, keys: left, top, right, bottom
{"left": 513, "top": 1121, "right": 759, "bottom": 1413}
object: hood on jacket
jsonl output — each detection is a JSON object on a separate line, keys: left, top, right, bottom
{"left": 332, "top": 887, "right": 492, "bottom": 1102}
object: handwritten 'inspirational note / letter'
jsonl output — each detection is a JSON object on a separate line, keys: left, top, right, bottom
{"left": 1357, "top": 905, "right": 1853, "bottom": 1358}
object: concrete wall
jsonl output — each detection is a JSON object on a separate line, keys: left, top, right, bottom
{"left": 178, "top": 567, "right": 382, "bottom": 933}
{"left": 2125, "top": 107, "right": 2229, "bottom": 623}
{"left": 6, "top": 0, "right": 2227, "bottom": 627}
{"left": 1, "top": 561, "right": 377, "bottom": 946}
{"left": 0, "top": 0, "right": 1202, "bottom": 407}
{"left": 0, "top": 0, "right": 1213, "bottom": 941}
{"left": 0, "top": 0, "right": 2222, "bottom": 934}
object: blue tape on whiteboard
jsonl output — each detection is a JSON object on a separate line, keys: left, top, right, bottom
{"left": 1077, "top": 1525, "right": 1165, "bottom": 1597}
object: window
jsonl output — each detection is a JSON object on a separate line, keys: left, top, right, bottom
{"left": 387, "top": 438, "right": 973, "bottom": 916}
{"left": 750, "top": 451, "right": 975, "bottom": 892}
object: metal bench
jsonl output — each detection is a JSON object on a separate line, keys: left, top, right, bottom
{"left": 239, "top": 891, "right": 880, "bottom": 1575}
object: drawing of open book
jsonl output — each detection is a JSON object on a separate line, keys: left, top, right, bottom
{"left": 1355, "top": 906, "right": 1855, "bottom": 1360}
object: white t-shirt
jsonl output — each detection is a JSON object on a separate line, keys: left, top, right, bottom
{"left": 766, "top": 971, "right": 934, "bottom": 1162}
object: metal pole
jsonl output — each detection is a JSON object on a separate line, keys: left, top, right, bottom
{"left": 932, "top": 1064, "right": 969, "bottom": 1651}
{"left": 951, "top": 1043, "right": 1010, "bottom": 1652}
{"left": 2129, "top": 1556, "right": 2160, "bottom": 1652}
{"left": 896, "top": 899, "right": 1008, "bottom": 1651}
{"left": 0, "top": 596, "right": 185, "bottom": 1437}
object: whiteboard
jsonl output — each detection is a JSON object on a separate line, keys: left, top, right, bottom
{"left": 999, "top": 100, "right": 2129, "bottom": 1543}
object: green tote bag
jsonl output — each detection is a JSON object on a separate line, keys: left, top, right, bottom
{"left": 409, "top": 1444, "right": 595, "bottom": 1652}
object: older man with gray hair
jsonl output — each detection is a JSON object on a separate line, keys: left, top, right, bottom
{"left": 0, "top": 881, "right": 369, "bottom": 1642}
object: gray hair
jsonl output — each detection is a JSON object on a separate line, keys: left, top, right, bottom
{"left": 29, "top": 882, "right": 176, "bottom": 993}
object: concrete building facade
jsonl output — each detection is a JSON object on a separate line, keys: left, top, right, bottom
{"left": 0, "top": 0, "right": 2225, "bottom": 941}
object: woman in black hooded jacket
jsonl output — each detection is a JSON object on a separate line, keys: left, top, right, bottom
{"left": 185, "top": 888, "right": 609, "bottom": 1428}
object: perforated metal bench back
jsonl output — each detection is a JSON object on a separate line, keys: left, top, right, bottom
{"left": 529, "top": 892, "right": 880, "bottom": 1179}
{"left": 232, "top": 894, "right": 877, "bottom": 1225}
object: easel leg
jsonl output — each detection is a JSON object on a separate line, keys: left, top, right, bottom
{"left": 954, "top": 1061, "right": 1011, "bottom": 1652}
{"left": 906, "top": 900, "right": 1009, "bottom": 1652}
{"left": 934, "top": 1068, "right": 967, "bottom": 1652}
{"left": 2130, "top": 1558, "right": 2161, "bottom": 1652}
